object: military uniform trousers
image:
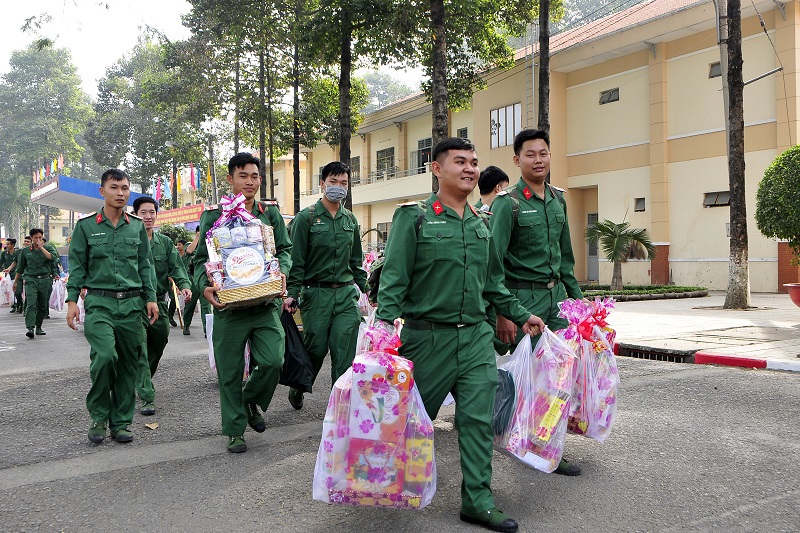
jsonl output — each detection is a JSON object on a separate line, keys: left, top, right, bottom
{"left": 509, "top": 282, "right": 569, "bottom": 348}
{"left": 84, "top": 293, "right": 146, "bottom": 431}
{"left": 14, "top": 278, "right": 24, "bottom": 310}
{"left": 212, "top": 302, "right": 285, "bottom": 436}
{"left": 399, "top": 321, "right": 498, "bottom": 515}
{"left": 183, "top": 280, "right": 211, "bottom": 333}
{"left": 23, "top": 276, "right": 49, "bottom": 328}
{"left": 136, "top": 299, "right": 171, "bottom": 403}
{"left": 299, "top": 285, "right": 361, "bottom": 386}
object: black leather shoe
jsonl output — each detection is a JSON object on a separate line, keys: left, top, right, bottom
{"left": 183, "top": 328, "right": 190, "bottom": 335}
{"left": 554, "top": 457, "right": 582, "bottom": 476}
{"left": 26, "top": 328, "right": 34, "bottom": 339}
{"left": 460, "top": 508, "right": 519, "bottom": 532}
{"left": 288, "top": 388, "right": 304, "bottom": 410}
{"left": 246, "top": 403, "right": 266, "bottom": 433}
{"left": 35, "top": 327, "right": 46, "bottom": 335}
{"left": 169, "top": 318, "right": 178, "bottom": 327}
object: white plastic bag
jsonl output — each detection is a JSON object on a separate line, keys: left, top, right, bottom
{"left": 49, "top": 278, "right": 66, "bottom": 312}
{"left": 0, "top": 273, "right": 12, "bottom": 307}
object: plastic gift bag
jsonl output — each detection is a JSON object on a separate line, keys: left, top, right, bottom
{"left": 0, "top": 273, "right": 13, "bottom": 307}
{"left": 279, "top": 310, "right": 314, "bottom": 393}
{"left": 559, "top": 298, "right": 620, "bottom": 443}
{"left": 49, "top": 278, "right": 66, "bottom": 312}
{"left": 313, "top": 343, "right": 436, "bottom": 509}
{"left": 494, "top": 329, "right": 578, "bottom": 473}
{"left": 206, "top": 313, "right": 251, "bottom": 379}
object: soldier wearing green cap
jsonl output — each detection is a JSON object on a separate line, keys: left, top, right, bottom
{"left": 281, "top": 160, "right": 368, "bottom": 410}
{"left": 194, "top": 152, "right": 292, "bottom": 454}
{"left": 66, "top": 168, "right": 159, "bottom": 445}
{"left": 377, "top": 137, "right": 544, "bottom": 533}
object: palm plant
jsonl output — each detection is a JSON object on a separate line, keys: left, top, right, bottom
{"left": 585, "top": 220, "right": 656, "bottom": 291}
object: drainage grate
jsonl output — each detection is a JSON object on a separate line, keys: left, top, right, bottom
{"left": 617, "top": 343, "right": 695, "bottom": 364}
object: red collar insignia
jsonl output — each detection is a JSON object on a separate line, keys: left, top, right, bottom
{"left": 522, "top": 187, "right": 533, "bottom": 200}
{"left": 95, "top": 213, "right": 103, "bottom": 224}
{"left": 257, "top": 203, "right": 264, "bottom": 214}
{"left": 432, "top": 200, "right": 444, "bottom": 215}
{"left": 124, "top": 213, "right": 130, "bottom": 223}
{"left": 469, "top": 204, "right": 479, "bottom": 216}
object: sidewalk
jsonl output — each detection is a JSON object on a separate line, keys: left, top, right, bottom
{"left": 611, "top": 291, "right": 800, "bottom": 372}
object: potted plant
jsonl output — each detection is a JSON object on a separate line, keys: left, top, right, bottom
{"left": 755, "top": 145, "right": 800, "bottom": 307}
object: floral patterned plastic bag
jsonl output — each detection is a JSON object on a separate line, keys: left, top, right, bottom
{"left": 313, "top": 348, "right": 436, "bottom": 509}
{"left": 494, "top": 329, "right": 578, "bottom": 473}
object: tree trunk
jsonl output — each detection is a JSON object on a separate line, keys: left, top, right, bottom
{"left": 339, "top": 9, "right": 354, "bottom": 210}
{"left": 266, "top": 53, "right": 275, "bottom": 200}
{"left": 537, "top": 0, "right": 550, "bottom": 134}
{"left": 258, "top": 49, "right": 267, "bottom": 202}
{"left": 723, "top": 0, "right": 750, "bottom": 309}
{"left": 234, "top": 50, "right": 241, "bottom": 154}
{"left": 430, "top": 0, "right": 447, "bottom": 193}
{"left": 611, "top": 261, "right": 623, "bottom": 291}
{"left": 43, "top": 206, "right": 50, "bottom": 241}
{"left": 293, "top": 39, "right": 301, "bottom": 215}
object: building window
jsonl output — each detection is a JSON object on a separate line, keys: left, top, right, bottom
{"left": 634, "top": 197, "right": 646, "bottom": 212}
{"left": 377, "top": 221, "right": 392, "bottom": 248}
{"left": 599, "top": 88, "right": 619, "bottom": 105}
{"left": 457, "top": 127, "right": 468, "bottom": 139}
{"left": 709, "top": 62, "right": 721, "bottom": 79}
{"left": 490, "top": 103, "right": 522, "bottom": 149}
{"left": 703, "top": 191, "right": 731, "bottom": 207}
{"left": 61, "top": 226, "right": 69, "bottom": 237}
{"left": 376, "top": 147, "right": 395, "bottom": 176}
{"left": 410, "top": 138, "right": 432, "bottom": 174}
{"left": 350, "top": 156, "right": 360, "bottom": 184}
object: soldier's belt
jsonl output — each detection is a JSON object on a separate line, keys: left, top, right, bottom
{"left": 86, "top": 289, "right": 142, "bottom": 299}
{"left": 26, "top": 274, "right": 51, "bottom": 279}
{"left": 304, "top": 282, "right": 349, "bottom": 289}
{"left": 505, "top": 279, "right": 559, "bottom": 290}
{"left": 156, "top": 293, "right": 168, "bottom": 301}
{"left": 403, "top": 319, "right": 478, "bottom": 330}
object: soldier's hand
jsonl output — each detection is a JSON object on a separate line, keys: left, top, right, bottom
{"left": 521, "top": 314, "right": 546, "bottom": 337}
{"left": 66, "top": 301, "right": 79, "bottom": 330}
{"left": 282, "top": 297, "right": 297, "bottom": 314}
{"left": 204, "top": 286, "right": 227, "bottom": 310}
{"left": 180, "top": 288, "right": 192, "bottom": 300}
{"left": 146, "top": 301, "right": 159, "bottom": 325}
{"left": 496, "top": 314, "right": 518, "bottom": 344}
{"left": 12, "top": 281, "right": 17, "bottom": 291}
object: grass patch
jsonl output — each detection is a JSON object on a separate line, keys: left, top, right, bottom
{"left": 581, "top": 285, "right": 708, "bottom": 297}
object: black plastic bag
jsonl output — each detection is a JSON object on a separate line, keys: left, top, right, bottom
{"left": 279, "top": 310, "right": 314, "bottom": 393}
{"left": 492, "top": 368, "right": 516, "bottom": 435}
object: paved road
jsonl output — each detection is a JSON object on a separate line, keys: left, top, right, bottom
{"left": 0, "top": 307, "right": 798, "bottom": 532}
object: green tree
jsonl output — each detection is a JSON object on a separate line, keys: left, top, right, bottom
{"left": 362, "top": 71, "right": 415, "bottom": 113}
{"left": 585, "top": 220, "right": 656, "bottom": 291}
{"left": 157, "top": 223, "right": 194, "bottom": 244}
{"left": 297, "top": 76, "right": 369, "bottom": 148}
{"left": 756, "top": 145, "right": 800, "bottom": 263}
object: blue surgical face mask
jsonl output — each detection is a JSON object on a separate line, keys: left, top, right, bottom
{"left": 323, "top": 184, "right": 348, "bottom": 202}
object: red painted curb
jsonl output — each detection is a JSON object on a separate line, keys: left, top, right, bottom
{"left": 694, "top": 351, "right": 767, "bottom": 369}
{"left": 613, "top": 343, "right": 619, "bottom": 355}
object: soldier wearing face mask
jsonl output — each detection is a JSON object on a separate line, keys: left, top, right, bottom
{"left": 282, "top": 161, "right": 368, "bottom": 410}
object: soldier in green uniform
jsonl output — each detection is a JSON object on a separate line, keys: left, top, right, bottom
{"left": 194, "top": 152, "right": 292, "bottom": 453}
{"left": 181, "top": 230, "right": 211, "bottom": 336}
{"left": 1, "top": 238, "right": 21, "bottom": 312}
{"left": 490, "top": 128, "right": 584, "bottom": 476}
{"left": 13, "top": 229, "right": 59, "bottom": 338}
{"left": 66, "top": 168, "right": 159, "bottom": 444}
{"left": 167, "top": 239, "right": 187, "bottom": 329}
{"left": 281, "top": 161, "right": 368, "bottom": 410}
{"left": 42, "top": 238, "right": 60, "bottom": 319}
{"left": 377, "top": 138, "right": 545, "bottom": 533}
{"left": 133, "top": 197, "right": 192, "bottom": 416}
{"left": 16, "top": 236, "right": 31, "bottom": 313}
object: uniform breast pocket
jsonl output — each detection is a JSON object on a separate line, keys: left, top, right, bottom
{"left": 517, "top": 214, "right": 545, "bottom": 245}
{"left": 88, "top": 237, "right": 110, "bottom": 260}
{"left": 123, "top": 237, "right": 141, "bottom": 257}
{"left": 309, "top": 224, "right": 332, "bottom": 248}
{"left": 550, "top": 212, "right": 566, "bottom": 240}
{"left": 420, "top": 225, "right": 455, "bottom": 261}
{"left": 471, "top": 225, "right": 491, "bottom": 265}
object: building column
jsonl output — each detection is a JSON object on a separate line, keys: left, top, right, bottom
{"left": 649, "top": 42, "right": 670, "bottom": 285}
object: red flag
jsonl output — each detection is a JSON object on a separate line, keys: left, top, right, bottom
{"left": 190, "top": 163, "right": 196, "bottom": 190}
{"left": 45, "top": 163, "right": 50, "bottom": 177}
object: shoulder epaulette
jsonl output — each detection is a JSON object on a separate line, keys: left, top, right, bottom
{"left": 495, "top": 190, "right": 508, "bottom": 197}
{"left": 551, "top": 185, "right": 566, "bottom": 193}
{"left": 261, "top": 200, "right": 279, "bottom": 206}
{"left": 128, "top": 212, "right": 142, "bottom": 220}
{"left": 205, "top": 204, "right": 219, "bottom": 211}
{"left": 78, "top": 212, "right": 97, "bottom": 220}
{"left": 398, "top": 201, "right": 418, "bottom": 207}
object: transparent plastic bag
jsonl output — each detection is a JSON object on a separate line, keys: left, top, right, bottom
{"left": 313, "top": 350, "right": 436, "bottom": 509}
{"left": 0, "top": 273, "right": 13, "bottom": 307}
{"left": 49, "top": 278, "right": 66, "bottom": 311}
{"left": 494, "top": 329, "right": 577, "bottom": 473}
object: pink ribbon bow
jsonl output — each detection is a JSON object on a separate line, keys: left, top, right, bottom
{"left": 208, "top": 193, "right": 257, "bottom": 237}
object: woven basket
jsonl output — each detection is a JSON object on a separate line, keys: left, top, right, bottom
{"left": 218, "top": 277, "right": 285, "bottom": 308}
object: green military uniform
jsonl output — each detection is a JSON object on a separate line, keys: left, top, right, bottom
{"left": 194, "top": 200, "right": 292, "bottom": 438}
{"left": 43, "top": 242, "right": 60, "bottom": 317}
{"left": 1, "top": 247, "right": 21, "bottom": 310}
{"left": 136, "top": 231, "right": 191, "bottom": 404}
{"left": 473, "top": 199, "right": 508, "bottom": 354}
{"left": 490, "top": 179, "right": 583, "bottom": 344}
{"left": 377, "top": 193, "right": 532, "bottom": 516}
{"left": 287, "top": 199, "right": 367, "bottom": 387}
{"left": 181, "top": 250, "right": 211, "bottom": 334}
{"left": 67, "top": 210, "right": 156, "bottom": 432}
{"left": 15, "top": 244, "right": 59, "bottom": 331}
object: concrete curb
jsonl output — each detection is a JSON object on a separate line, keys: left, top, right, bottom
{"left": 613, "top": 345, "right": 800, "bottom": 373}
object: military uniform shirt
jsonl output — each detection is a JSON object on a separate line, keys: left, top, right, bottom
{"left": 66, "top": 211, "right": 157, "bottom": 303}
{"left": 15, "top": 246, "right": 53, "bottom": 278}
{"left": 44, "top": 242, "right": 60, "bottom": 276}
{"left": 151, "top": 232, "right": 191, "bottom": 296}
{"left": 377, "top": 193, "right": 531, "bottom": 326}
{"left": 286, "top": 199, "right": 368, "bottom": 299}
{"left": 490, "top": 179, "right": 582, "bottom": 299}
{"left": 193, "top": 201, "right": 292, "bottom": 289}
{"left": 1, "top": 249, "right": 19, "bottom": 275}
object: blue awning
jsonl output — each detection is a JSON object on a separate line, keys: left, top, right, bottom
{"left": 30, "top": 175, "right": 148, "bottom": 214}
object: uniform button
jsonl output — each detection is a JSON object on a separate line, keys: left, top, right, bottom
{"left": 464, "top": 288, "right": 469, "bottom": 292}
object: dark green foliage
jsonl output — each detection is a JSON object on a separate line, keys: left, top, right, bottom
{"left": 756, "top": 145, "right": 800, "bottom": 261}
